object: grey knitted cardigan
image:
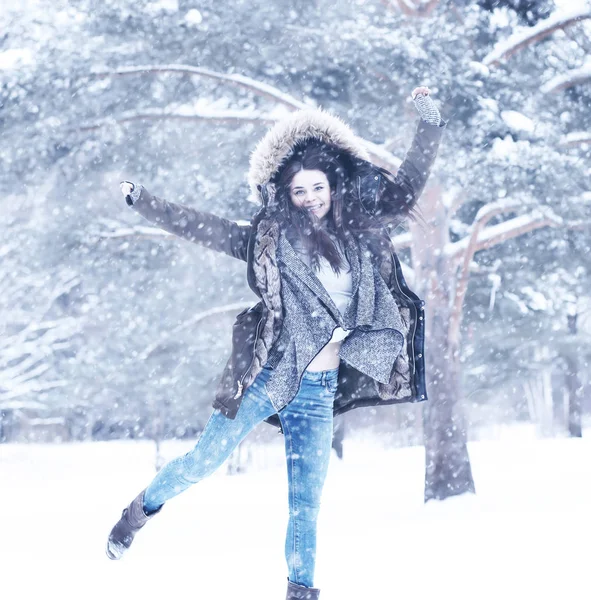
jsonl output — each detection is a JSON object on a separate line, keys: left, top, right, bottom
{"left": 264, "top": 230, "right": 406, "bottom": 412}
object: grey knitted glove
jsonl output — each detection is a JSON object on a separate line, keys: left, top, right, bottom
{"left": 120, "top": 181, "right": 142, "bottom": 206}
{"left": 412, "top": 93, "right": 442, "bottom": 126}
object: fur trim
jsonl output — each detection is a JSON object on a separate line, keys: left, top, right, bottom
{"left": 247, "top": 107, "right": 371, "bottom": 204}
{"left": 377, "top": 305, "right": 412, "bottom": 401}
{"left": 243, "top": 218, "right": 283, "bottom": 390}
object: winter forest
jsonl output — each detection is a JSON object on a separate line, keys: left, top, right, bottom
{"left": 2, "top": 0, "right": 590, "bottom": 598}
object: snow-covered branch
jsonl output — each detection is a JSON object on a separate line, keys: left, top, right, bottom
{"left": 0, "top": 380, "right": 70, "bottom": 404}
{"left": 559, "top": 131, "right": 591, "bottom": 148}
{"left": 541, "top": 63, "right": 591, "bottom": 94}
{"left": 483, "top": 7, "right": 591, "bottom": 67}
{"left": 448, "top": 200, "right": 524, "bottom": 346}
{"left": 90, "top": 64, "right": 309, "bottom": 111}
{"left": 0, "top": 317, "right": 78, "bottom": 404}
{"left": 444, "top": 208, "right": 563, "bottom": 260}
{"left": 82, "top": 63, "right": 403, "bottom": 172}
{"left": 444, "top": 202, "right": 588, "bottom": 349}
{"left": 73, "top": 108, "right": 277, "bottom": 133}
{"left": 0, "top": 266, "right": 81, "bottom": 405}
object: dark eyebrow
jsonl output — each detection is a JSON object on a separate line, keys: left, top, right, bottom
{"left": 292, "top": 182, "right": 325, "bottom": 190}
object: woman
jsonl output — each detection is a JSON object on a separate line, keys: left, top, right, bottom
{"left": 107, "top": 87, "right": 446, "bottom": 600}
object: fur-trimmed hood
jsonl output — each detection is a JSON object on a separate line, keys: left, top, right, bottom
{"left": 247, "top": 107, "right": 371, "bottom": 205}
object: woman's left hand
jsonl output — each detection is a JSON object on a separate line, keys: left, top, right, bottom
{"left": 411, "top": 86, "right": 431, "bottom": 99}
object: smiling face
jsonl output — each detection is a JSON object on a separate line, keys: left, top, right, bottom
{"left": 289, "top": 169, "right": 332, "bottom": 221}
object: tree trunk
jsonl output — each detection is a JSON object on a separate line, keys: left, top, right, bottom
{"left": 411, "top": 185, "right": 475, "bottom": 502}
{"left": 536, "top": 345, "right": 554, "bottom": 438}
{"left": 227, "top": 441, "right": 250, "bottom": 474}
{"left": 551, "top": 374, "right": 566, "bottom": 432}
{"left": 154, "top": 437, "right": 165, "bottom": 472}
{"left": 566, "top": 313, "right": 582, "bottom": 438}
{"left": 566, "top": 363, "right": 582, "bottom": 437}
{"left": 422, "top": 313, "right": 475, "bottom": 501}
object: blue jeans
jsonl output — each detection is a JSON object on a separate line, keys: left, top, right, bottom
{"left": 143, "top": 364, "right": 339, "bottom": 588}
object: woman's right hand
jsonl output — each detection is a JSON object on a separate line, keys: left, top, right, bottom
{"left": 120, "top": 181, "right": 135, "bottom": 197}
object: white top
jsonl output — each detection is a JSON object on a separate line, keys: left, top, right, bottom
{"left": 293, "top": 240, "right": 354, "bottom": 343}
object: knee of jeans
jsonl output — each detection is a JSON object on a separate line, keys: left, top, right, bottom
{"left": 290, "top": 499, "right": 322, "bottom": 522}
{"left": 180, "top": 448, "right": 218, "bottom": 483}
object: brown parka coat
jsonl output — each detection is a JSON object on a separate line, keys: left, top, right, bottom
{"left": 127, "top": 107, "right": 447, "bottom": 430}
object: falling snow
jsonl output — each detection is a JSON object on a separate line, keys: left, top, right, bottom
{"left": 1, "top": 1, "right": 590, "bottom": 596}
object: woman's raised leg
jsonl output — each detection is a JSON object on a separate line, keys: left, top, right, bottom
{"left": 106, "top": 366, "right": 276, "bottom": 559}
{"left": 143, "top": 370, "right": 276, "bottom": 511}
{"left": 144, "top": 371, "right": 275, "bottom": 513}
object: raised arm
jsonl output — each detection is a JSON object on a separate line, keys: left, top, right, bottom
{"left": 122, "top": 183, "right": 251, "bottom": 262}
{"left": 373, "top": 88, "right": 447, "bottom": 226}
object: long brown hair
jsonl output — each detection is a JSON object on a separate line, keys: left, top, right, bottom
{"left": 271, "top": 139, "right": 382, "bottom": 275}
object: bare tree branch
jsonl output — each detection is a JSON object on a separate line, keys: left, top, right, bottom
{"left": 72, "top": 108, "right": 277, "bottom": 133}
{"left": 444, "top": 203, "right": 586, "bottom": 352}
{"left": 483, "top": 8, "right": 591, "bottom": 67}
{"left": 89, "top": 64, "right": 309, "bottom": 111}
{"left": 78, "top": 64, "right": 405, "bottom": 173}
{"left": 448, "top": 200, "right": 524, "bottom": 346}
{"left": 74, "top": 106, "right": 401, "bottom": 172}
{"left": 444, "top": 207, "right": 565, "bottom": 261}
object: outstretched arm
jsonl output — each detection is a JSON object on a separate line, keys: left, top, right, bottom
{"left": 121, "top": 182, "right": 251, "bottom": 262}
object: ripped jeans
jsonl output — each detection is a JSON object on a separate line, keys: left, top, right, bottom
{"left": 143, "top": 364, "right": 339, "bottom": 589}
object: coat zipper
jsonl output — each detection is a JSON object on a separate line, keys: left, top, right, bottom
{"left": 233, "top": 315, "right": 264, "bottom": 400}
{"left": 235, "top": 205, "right": 265, "bottom": 401}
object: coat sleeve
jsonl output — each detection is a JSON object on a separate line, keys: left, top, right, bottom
{"left": 376, "top": 118, "right": 447, "bottom": 226}
{"left": 126, "top": 185, "right": 251, "bottom": 262}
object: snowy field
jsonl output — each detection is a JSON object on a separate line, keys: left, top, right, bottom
{"left": 1, "top": 427, "right": 589, "bottom": 600}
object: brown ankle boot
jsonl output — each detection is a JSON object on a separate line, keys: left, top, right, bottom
{"left": 105, "top": 489, "right": 162, "bottom": 560}
{"left": 286, "top": 579, "right": 320, "bottom": 600}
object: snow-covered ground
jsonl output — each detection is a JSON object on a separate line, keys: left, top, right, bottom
{"left": 2, "top": 427, "right": 589, "bottom": 600}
